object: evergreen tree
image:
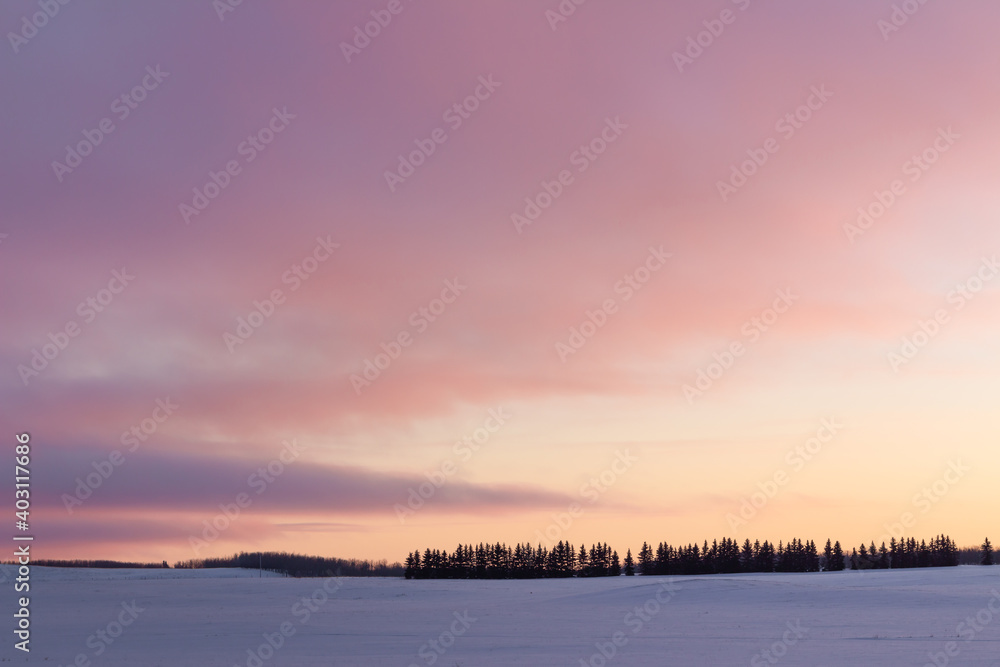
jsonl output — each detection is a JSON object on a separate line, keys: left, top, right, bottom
{"left": 918, "top": 540, "right": 931, "bottom": 568}
{"left": 404, "top": 552, "right": 415, "bottom": 579}
{"left": 806, "top": 540, "right": 819, "bottom": 572}
{"left": 655, "top": 542, "right": 668, "bottom": 576}
{"left": 638, "top": 542, "right": 653, "bottom": 576}
{"left": 982, "top": 538, "right": 995, "bottom": 566}
{"left": 404, "top": 532, "right": 974, "bottom": 581}
{"left": 741, "top": 539, "right": 754, "bottom": 572}
{"left": 757, "top": 541, "right": 775, "bottom": 573}
{"left": 589, "top": 544, "right": 601, "bottom": 577}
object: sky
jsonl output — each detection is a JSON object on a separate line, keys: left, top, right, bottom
{"left": 2, "top": 0, "right": 999, "bottom": 565}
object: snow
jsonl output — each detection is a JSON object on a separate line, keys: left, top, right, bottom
{"left": 4, "top": 564, "right": 1000, "bottom": 665}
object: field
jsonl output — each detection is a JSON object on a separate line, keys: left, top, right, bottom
{"left": 4, "top": 565, "right": 1000, "bottom": 665}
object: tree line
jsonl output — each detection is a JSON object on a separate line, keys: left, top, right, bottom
{"left": 406, "top": 535, "right": 993, "bottom": 579}
{"left": 18, "top": 537, "right": 993, "bottom": 579}
{"left": 31, "top": 559, "right": 170, "bottom": 569}
{"left": 839, "top": 536, "right": 961, "bottom": 570}
{"left": 405, "top": 542, "right": 623, "bottom": 579}
{"left": 176, "top": 551, "right": 404, "bottom": 577}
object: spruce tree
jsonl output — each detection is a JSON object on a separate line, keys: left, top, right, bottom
{"left": 624, "top": 549, "right": 635, "bottom": 576}
{"left": 741, "top": 539, "right": 754, "bottom": 572}
{"left": 639, "top": 542, "right": 653, "bottom": 575}
{"left": 982, "top": 538, "right": 995, "bottom": 566}
{"left": 806, "top": 540, "right": 819, "bottom": 572}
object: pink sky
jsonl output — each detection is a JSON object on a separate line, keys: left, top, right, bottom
{"left": 2, "top": 0, "right": 999, "bottom": 564}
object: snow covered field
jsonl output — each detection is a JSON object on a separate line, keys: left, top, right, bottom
{"left": 4, "top": 564, "right": 1000, "bottom": 665}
